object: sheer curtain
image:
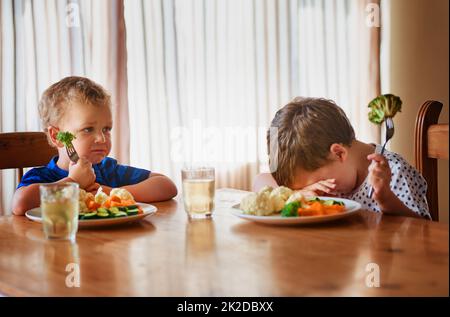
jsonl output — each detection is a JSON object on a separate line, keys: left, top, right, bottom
{"left": 1, "top": 0, "right": 381, "bottom": 214}
{"left": 124, "top": 0, "right": 381, "bottom": 191}
{"left": 0, "top": 0, "right": 128, "bottom": 215}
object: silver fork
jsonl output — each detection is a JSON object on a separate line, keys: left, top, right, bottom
{"left": 66, "top": 142, "right": 79, "bottom": 163}
{"left": 368, "top": 117, "right": 395, "bottom": 198}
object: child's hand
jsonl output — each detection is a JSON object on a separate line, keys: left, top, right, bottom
{"left": 85, "top": 182, "right": 101, "bottom": 194}
{"left": 367, "top": 153, "right": 393, "bottom": 206}
{"left": 68, "top": 158, "right": 96, "bottom": 190}
{"left": 301, "top": 179, "right": 336, "bottom": 196}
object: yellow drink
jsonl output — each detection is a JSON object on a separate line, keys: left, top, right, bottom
{"left": 182, "top": 179, "right": 215, "bottom": 218}
{"left": 42, "top": 199, "right": 79, "bottom": 241}
{"left": 40, "top": 183, "right": 79, "bottom": 241}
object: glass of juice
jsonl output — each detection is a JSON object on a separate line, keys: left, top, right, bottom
{"left": 40, "top": 182, "right": 79, "bottom": 242}
{"left": 181, "top": 167, "right": 215, "bottom": 219}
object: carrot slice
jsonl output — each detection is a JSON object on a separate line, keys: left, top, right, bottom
{"left": 110, "top": 195, "right": 121, "bottom": 203}
{"left": 103, "top": 199, "right": 111, "bottom": 208}
{"left": 88, "top": 200, "right": 101, "bottom": 210}
{"left": 121, "top": 199, "right": 136, "bottom": 206}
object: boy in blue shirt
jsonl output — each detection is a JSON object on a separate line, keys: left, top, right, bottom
{"left": 13, "top": 76, "right": 177, "bottom": 215}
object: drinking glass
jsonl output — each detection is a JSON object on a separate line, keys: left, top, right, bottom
{"left": 40, "top": 182, "right": 79, "bottom": 242}
{"left": 181, "top": 167, "right": 215, "bottom": 219}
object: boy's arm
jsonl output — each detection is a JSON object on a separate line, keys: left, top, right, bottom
{"left": 13, "top": 158, "right": 98, "bottom": 216}
{"left": 12, "top": 177, "right": 74, "bottom": 216}
{"left": 376, "top": 190, "right": 422, "bottom": 218}
{"left": 253, "top": 173, "right": 279, "bottom": 192}
{"left": 119, "top": 173, "right": 178, "bottom": 203}
{"left": 368, "top": 153, "right": 426, "bottom": 219}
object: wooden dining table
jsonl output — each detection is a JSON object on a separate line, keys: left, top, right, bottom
{"left": 0, "top": 188, "right": 448, "bottom": 297}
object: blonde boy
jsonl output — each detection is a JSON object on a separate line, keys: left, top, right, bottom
{"left": 13, "top": 76, "right": 177, "bottom": 215}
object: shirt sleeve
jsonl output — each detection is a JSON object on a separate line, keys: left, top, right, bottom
{"left": 114, "top": 163, "right": 151, "bottom": 187}
{"left": 17, "top": 168, "right": 55, "bottom": 189}
{"left": 389, "top": 156, "right": 431, "bottom": 219}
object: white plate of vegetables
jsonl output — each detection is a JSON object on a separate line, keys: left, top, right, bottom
{"left": 230, "top": 186, "right": 361, "bottom": 225}
{"left": 25, "top": 202, "right": 157, "bottom": 228}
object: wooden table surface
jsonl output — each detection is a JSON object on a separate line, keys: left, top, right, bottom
{"left": 0, "top": 188, "right": 448, "bottom": 296}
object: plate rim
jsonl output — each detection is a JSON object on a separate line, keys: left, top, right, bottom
{"left": 230, "top": 196, "right": 361, "bottom": 224}
{"left": 25, "top": 202, "right": 157, "bottom": 226}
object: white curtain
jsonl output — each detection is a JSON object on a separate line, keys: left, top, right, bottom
{"left": 1, "top": 0, "right": 381, "bottom": 214}
{"left": 124, "top": 0, "right": 381, "bottom": 192}
{"left": 0, "top": 0, "right": 128, "bottom": 215}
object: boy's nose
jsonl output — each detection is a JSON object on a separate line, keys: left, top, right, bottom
{"left": 95, "top": 132, "right": 106, "bottom": 143}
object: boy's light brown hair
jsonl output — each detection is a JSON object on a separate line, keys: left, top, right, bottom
{"left": 267, "top": 97, "right": 355, "bottom": 187}
{"left": 38, "top": 76, "right": 111, "bottom": 135}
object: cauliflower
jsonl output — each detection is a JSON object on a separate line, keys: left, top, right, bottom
{"left": 286, "top": 191, "right": 306, "bottom": 205}
{"left": 258, "top": 186, "right": 273, "bottom": 195}
{"left": 240, "top": 191, "right": 275, "bottom": 216}
{"left": 78, "top": 189, "right": 94, "bottom": 213}
{"left": 271, "top": 186, "right": 293, "bottom": 201}
{"left": 269, "top": 186, "right": 293, "bottom": 211}
{"left": 240, "top": 186, "right": 294, "bottom": 215}
{"left": 110, "top": 188, "right": 135, "bottom": 202}
{"left": 270, "top": 195, "right": 285, "bottom": 212}
{"left": 271, "top": 186, "right": 293, "bottom": 208}
{"left": 94, "top": 187, "right": 109, "bottom": 205}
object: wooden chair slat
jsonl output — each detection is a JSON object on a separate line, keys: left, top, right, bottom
{"left": 427, "top": 124, "right": 449, "bottom": 159}
{"left": 414, "top": 100, "right": 447, "bottom": 221}
{"left": 0, "top": 132, "right": 58, "bottom": 184}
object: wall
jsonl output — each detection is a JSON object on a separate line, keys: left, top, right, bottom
{"left": 388, "top": 0, "right": 449, "bottom": 222}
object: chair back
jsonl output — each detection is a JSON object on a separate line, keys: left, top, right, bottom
{"left": 0, "top": 132, "right": 58, "bottom": 183}
{"left": 414, "top": 100, "right": 449, "bottom": 221}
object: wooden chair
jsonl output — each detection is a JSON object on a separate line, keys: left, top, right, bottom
{"left": 414, "top": 100, "right": 449, "bottom": 221}
{"left": 0, "top": 132, "right": 58, "bottom": 183}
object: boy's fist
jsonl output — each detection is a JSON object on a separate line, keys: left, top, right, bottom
{"left": 68, "top": 158, "right": 96, "bottom": 189}
{"left": 367, "top": 153, "right": 392, "bottom": 204}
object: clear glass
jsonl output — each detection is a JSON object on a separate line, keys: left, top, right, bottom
{"left": 181, "top": 167, "right": 215, "bottom": 219}
{"left": 40, "top": 182, "right": 79, "bottom": 242}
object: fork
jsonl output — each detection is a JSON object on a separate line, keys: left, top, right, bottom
{"left": 66, "top": 142, "right": 79, "bottom": 163}
{"left": 368, "top": 117, "right": 395, "bottom": 198}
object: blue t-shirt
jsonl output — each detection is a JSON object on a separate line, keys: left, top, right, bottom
{"left": 17, "top": 156, "right": 151, "bottom": 189}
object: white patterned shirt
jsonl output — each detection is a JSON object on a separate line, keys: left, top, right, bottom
{"left": 339, "top": 144, "right": 430, "bottom": 219}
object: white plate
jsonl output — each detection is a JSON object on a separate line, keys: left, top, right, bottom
{"left": 25, "top": 203, "right": 157, "bottom": 228}
{"left": 230, "top": 196, "right": 361, "bottom": 225}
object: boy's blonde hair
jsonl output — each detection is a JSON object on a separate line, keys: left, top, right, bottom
{"left": 38, "top": 76, "right": 111, "bottom": 135}
{"left": 267, "top": 97, "right": 355, "bottom": 187}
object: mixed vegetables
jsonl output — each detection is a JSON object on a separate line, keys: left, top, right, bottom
{"left": 79, "top": 187, "right": 143, "bottom": 220}
{"left": 281, "top": 197, "right": 345, "bottom": 217}
{"left": 240, "top": 186, "right": 346, "bottom": 217}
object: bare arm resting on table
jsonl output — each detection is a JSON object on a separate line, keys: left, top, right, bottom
{"left": 12, "top": 173, "right": 177, "bottom": 216}
{"left": 12, "top": 177, "right": 75, "bottom": 216}
{"left": 100, "top": 173, "right": 178, "bottom": 203}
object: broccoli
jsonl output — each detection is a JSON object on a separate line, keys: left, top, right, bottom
{"left": 56, "top": 131, "right": 76, "bottom": 147}
{"left": 281, "top": 201, "right": 301, "bottom": 217}
{"left": 368, "top": 94, "right": 402, "bottom": 124}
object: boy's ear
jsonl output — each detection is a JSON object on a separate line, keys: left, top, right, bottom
{"left": 329, "top": 143, "right": 348, "bottom": 162}
{"left": 47, "top": 126, "right": 63, "bottom": 148}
